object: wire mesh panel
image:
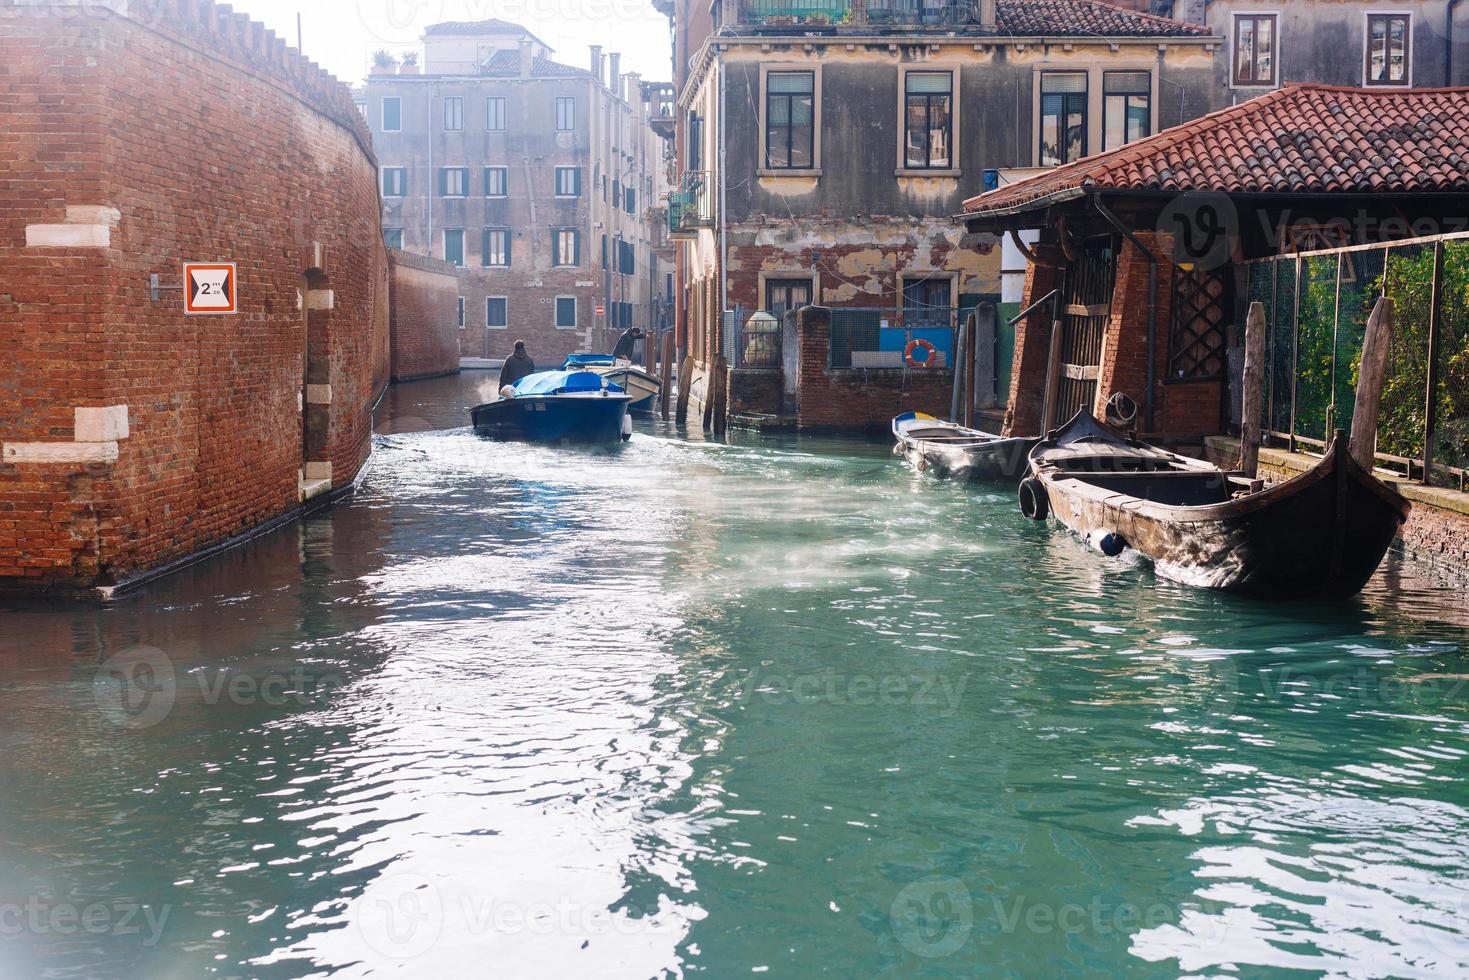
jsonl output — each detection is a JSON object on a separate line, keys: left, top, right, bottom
{"left": 1293, "top": 253, "right": 1339, "bottom": 443}
{"left": 1378, "top": 241, "right": 1434, "bottom": 463}
{"left": 827, "top": 308, "right": 955, "bottom": 369}
{"left": 1331, "top": 247, "right": 1387, "bottom": 441}
{"left": 1269, "top": 257, "right": 1297, "bottom": 436}
{"left": 1432, "top": 240, "right": 1469, "bottom": 484}
{"left": 737, "top": 311, "right": 782, "bottom": 368}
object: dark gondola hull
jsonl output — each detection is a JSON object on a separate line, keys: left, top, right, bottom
{"left": 470, "top": 394, "right": 630, "bottom": 445}
{"left": 1038, "top": 435, "right": 1410, "bottom": 600}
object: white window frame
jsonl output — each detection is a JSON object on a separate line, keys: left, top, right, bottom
{"left": 896, "top": 65, "right": 961, "bottom": 178}
{"left": 758, "top": 64, "right": 823, "bottom": 177}
{"left": 482, "top": 228, "right": 510, "bottom": 268}
{"left": 440, "top": 167, "right": 468, "bottom": 199}
{"left": 1230, "top": 11, "right": 1281, "bottom": 90}
{"left": 1362, "top": 10, "right": 1413, "bottom": 87}
{"left": 486, "top": 296, "right": 508, "bottom": 329}
{"left": 552, "top": 228, "right": 579, "bottom": 268}
{"left": 444, "top": 96, "right": 465, "bottom": 132}
{"left": 484, "top": 166, "right": 508, "bottom": 198}
{"left": 555, "top": 96, "right": 576, "bottom": 131}
{"left": 381, "top": 97, "right": 402, "bottom": 133}
{"left": 381, "top": 166, "right": 406, "bottom": 197}
{"left": 1029, "top": 65, "right": 1157, "bottom": 168}
{"left": 487, "top": 96, "right": 506, "bottom": 131}
{"left": 554, "top": 295, "right": 578, "bottom": 329}
{"left": 554, "top": 167, "right": 581, "bottom": 198}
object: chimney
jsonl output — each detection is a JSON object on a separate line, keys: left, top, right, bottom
{"left": 609, "top": 52, "right": 621, "bottom": 97}
{"left": 980, "top": 0, "right": 996, "bottom": 29}
{"left": 518, "top": 38, "right": 534, "bottom": 79}
{"left": 590, "top": 44, "right": 603, "bottom": 86}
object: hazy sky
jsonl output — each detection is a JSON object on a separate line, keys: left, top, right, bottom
{"left": 234, "top": 0, "right": 673, "bottom": 85}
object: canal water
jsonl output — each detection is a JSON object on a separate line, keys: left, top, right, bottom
{"left": 3, "top": 372, "right": 1469, "bottom": 979}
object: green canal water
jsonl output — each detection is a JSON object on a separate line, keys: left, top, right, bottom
{"left": 3, "top": 373, "right": 1469, "bottom": 978}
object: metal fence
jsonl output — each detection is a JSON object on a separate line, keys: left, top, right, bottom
{"left": 723, "top": 308, "right": 786, "bottom": 369}
{"left": 828, "top": 307, "right": 958, "bottom": 370}
{"left": 1243, "top": 231, "right": 1469, "bottom": 487}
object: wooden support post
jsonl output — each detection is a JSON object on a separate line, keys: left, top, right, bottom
{"left": 964, "top": 312, "right": 977, "bottom": 429}
{"left": 1041, "top": 318, "right": 1064, "bottom": 434}
{"left": 950, "top": 315, "right": 967, "bottom": 422}
{"left": 1238, "top": 301, "right": 1267, "bottom": 477}
{"left": 1350, "top": 296, "right": 1394, "bottom": 471}
{"left": 662, "top": 333, "right": 676, "bottom": 421}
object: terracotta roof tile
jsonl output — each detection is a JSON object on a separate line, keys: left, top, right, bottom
{"left": 994, "top": 0, "right": 1210, "bottom": 37}
{"left": 478, "top": 50, "right": 590, "bottom": 79}
{"left": 963, "top": 84, "right": 1469, "bottom": 217}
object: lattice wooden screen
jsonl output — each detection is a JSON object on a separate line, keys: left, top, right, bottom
{"left": 1169, "top": 265, "right": 1230, "bottom": 379}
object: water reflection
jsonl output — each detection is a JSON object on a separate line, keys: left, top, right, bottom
{"left": 0, "top": 372, "right": 1466, "bottom": 978}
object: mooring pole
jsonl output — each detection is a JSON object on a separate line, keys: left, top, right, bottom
{"left": 964, "top": 311, "right": 978, "bottom": 429}
{"left": 1238, "top": 300, "right": 1267, "bottom": 477}
{"left": 950, "top": 312, "right": 967, "bottom": 423}
{"left": 1350, "top": 295, "right": 1395, "bottom": 471}
{"left": 1041, "top": 316, "right": 1064, "bottom": 434}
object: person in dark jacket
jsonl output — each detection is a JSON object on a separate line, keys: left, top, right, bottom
{"left": 499, "top": 340, "right": 536, "bottom": 389}
{"left": 611, "top": 326, "right": 644, "bottom": 362}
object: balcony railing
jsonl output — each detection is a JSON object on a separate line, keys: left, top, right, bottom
{"left": 668, "top": 171, "right": 714, "bottom": 238}
{"left": 717, "top": 0, "right": 979, "bottom": 30}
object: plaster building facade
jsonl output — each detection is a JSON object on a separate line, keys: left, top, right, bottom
{"left": 361, "top": 21, "right": 672, "bottom": 364}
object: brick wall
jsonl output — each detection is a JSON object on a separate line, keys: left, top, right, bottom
{"left": 0, "top": 0, "right": 388, "bottom": 594}
{"left": 389, "top": 249, "right": 461, "bottom": 381}
{"left": 796, "top": 307, "right": 954, "bottom": 432}
{"left": 727, "top": 368, "right": 782, "bottom": 417}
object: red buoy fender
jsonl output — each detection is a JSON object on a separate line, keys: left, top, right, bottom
{"left": 904, "top": 338, "right": 937, "bottom": 368}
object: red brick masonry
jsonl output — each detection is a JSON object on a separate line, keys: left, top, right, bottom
{"left": 389, "top": 250, "right": 461, "bottom": 382}
{"left": 0, "top": 0, "right": 389, "bottom": 595}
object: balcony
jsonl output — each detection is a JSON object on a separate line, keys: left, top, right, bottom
{"left": 668, "top": 171, "right": 714, "bottom": 239}
{"left": 716, "top": 0, "right": 979, "bottom": 31}
{"left": 643, "top": 81, "right": 677, "bottom": 141}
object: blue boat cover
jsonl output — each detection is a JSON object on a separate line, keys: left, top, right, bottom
{"left": 562, "top": 353, "right": 617, "bottom": 368}
{"left": 511, "top": 370, "right": 624, "bottom": 396}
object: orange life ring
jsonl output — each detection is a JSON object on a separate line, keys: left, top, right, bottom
{"left": 904, "top": 338, "right": 937, "bottom": 368}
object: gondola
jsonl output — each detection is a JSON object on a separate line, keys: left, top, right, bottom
{"left": 891, "top": 412, "right": 1038, "bottom": 482}
{"left": 1018, "top": 411, "right": 1410, "bottom": 601}
{"left": 470, "top": 370, "right": 632, "bottom": 445}
{"left": 563, "top": 354, "right": 662, "bottom": 413}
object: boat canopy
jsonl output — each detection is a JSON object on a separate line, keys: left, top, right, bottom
{"left": 562, "top": 353, "right": 617, "bottom": 368}
{"left": 512, "top": 370, "right": 625, "bottom": 396}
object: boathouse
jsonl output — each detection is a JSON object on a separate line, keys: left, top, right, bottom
{"left": 958, "top": 83, "right": 1469, "bottom": 573}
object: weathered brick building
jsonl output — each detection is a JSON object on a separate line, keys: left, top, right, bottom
{"left": 660, "top": 0, "right": 1219, "bottom": 431}
{"left": 361, "top": 20, "right": 672, "bottom": 365}
{"left": 388, "top": 249, "right": 462, "bottom": 382}
{"left": 0, "top": 0, "right": 390, "bottom": 596}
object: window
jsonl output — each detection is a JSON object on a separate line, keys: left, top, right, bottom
{"left": 556, "top": 96, "right": 575, "bottom": 131}
{"left": 688, "top": 114, "right": 704, "bottom": 171}
{"left": 612, "top": 178, "right": 621, "bottom": 206}
{"left": 383, "top": 228, "right": 403, "bottom": 249}
{"left": 554, "top": 167, "right": 582, "bottom": 197}
{"left": 1039, "top": 72, "right": 1087, "bottom": 167}
{"left": 625, "top": 185, "right": 636, "bottom": 214}
{"left": 482, "top": 228, "right": 510, "bottom": 267}
{"left": 444, "top": 96, "right": 464, "bottom": 131}
{"left": 553, "top": 229, "right": 580, "bottom": 267}
{"left": 1233, "top": 13, "right": 1278, "bottom": 87}
{"left": 382, "top": 97, "right": 401, "bottom": 132}
{"left": 381, "top": 167, "right": 406, "bottom": 197}
{"left": 487, "top": 96, "right": 506, "bottom": 131}
{"left": 765, "top": 278, "right": 812, "bottom": 315}
{"left": 439, "top": 167, "right": 468, "bottom": 197}
{"left": 444, "top": 229, "right": 464, "bottom": 267}
{"left": 903, "top": 277, "right": 951, "bottom": 328}
{"left": 1102, "top": 72, "right": 1152, "bottom": 151}
{"left": 1366, "top": 13, "right": 1411, "bottom": 85}
{"left": 903, "top": 71, "right": 953, "bottom": 170}
{"left": 484, "top": 166, "right": 508, "bottom": 198}
{"left": 487, "top": 297, "right": 507, "bottom": 329}
{"left": 457, "top": 297, "right": 465, "bottom": 329}
{"left": 616, "top": 239, "right": 635, "bottom": 276}
{"left": 764, "top": 71, "right": 815, "bottom": 170}
{"left": 555, "top": 296, "right": 577, "bottom": 329}
{"left": 354, "top": 100, "right": 368, "bottom": 120}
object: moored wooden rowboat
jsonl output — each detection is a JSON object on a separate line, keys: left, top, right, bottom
{"left": 1019, "top": 412, "right": 1411, "bottom": 601}
{"left": 891, "top": 412, "right": 1038, "bottom": 482}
